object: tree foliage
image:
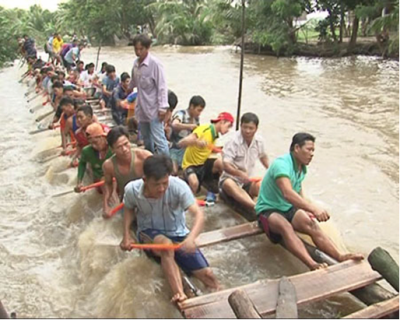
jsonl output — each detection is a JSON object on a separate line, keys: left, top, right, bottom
{"left": 0, "top": 0, "right": 397, "bottom": 67}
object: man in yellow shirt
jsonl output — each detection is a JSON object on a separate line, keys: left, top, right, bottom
{"left": 52, "top": 33, "right": 64, "bottom": 66}
{"left": 179, "top": 112, "right": 234, "bottom": 193}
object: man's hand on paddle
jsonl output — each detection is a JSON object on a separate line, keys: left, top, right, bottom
{"left": 120, "top": 236, "right": 135, "bottom": 251}
{"left": 180, "top": 236, "right": 197, "bottom": 253}
{"left": 74, "top": 183, "right": 83, "bottom": 193}
{"left": 238, "top": 171, "right": 250, "bottom": 184}
{"left": 311, "top": 205, "right": 330, "bottom": 222}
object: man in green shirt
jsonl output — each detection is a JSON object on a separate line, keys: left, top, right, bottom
{"left": 75, "top": 123, "right": 113, "bottom": 193}
{"left": 256, "top": 133, "right": 363, "bottom": 270}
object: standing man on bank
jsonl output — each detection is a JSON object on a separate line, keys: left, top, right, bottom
{"left": 129, "top": 34, "right": 170, "bottom": 155}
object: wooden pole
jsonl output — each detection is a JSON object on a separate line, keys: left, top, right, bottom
{"left": 236, "top": 0, "right": 246, "bottom": 131}
{"left": 368, "top": 247, "right": 399, "bottom": 292}
{"left": 228, "top": 289, "right": 261, "bottom": 319}
{"left": 343, "top": 296, "right": 399, "bottom": 319}
{"left": 0, "top": 301, "right": 9, "bottom": 319}
{"left": 95, "top": 40, "right": 102, "bottom": 70}
{"left": 276, "top": 277, "right": 298, "bottom": 318}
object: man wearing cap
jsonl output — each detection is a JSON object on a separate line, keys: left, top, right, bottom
{"left": 179, "top": 112, "right": 234, "bottom": 194}
{"left": 220, "top": 112, "right": 269, "bottom": 211}
{"left": 75, "top": 123, "right": 113, "bottom": 193}
{"left": 129, "top": 34, "right": 170, "bottom": 155}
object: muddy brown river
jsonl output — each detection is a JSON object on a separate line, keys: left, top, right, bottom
{"left": 0, "top": 46, "right": 398, "bottom": 318}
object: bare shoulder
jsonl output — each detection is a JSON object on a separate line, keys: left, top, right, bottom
{"left": 134, "top": 148, "right": 152, "bottom": 160}
{"left": 102, "top": 158, "right": 114, "bottom": 173}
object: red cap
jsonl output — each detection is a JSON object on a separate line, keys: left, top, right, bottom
{"left": 210, "top": 112, "right": 234, "bottom": 124}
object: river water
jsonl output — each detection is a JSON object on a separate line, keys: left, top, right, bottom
{"left": 0, "top": 46, "right": 398, "bottom": 318}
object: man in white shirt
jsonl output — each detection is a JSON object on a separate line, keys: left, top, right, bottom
{"left": 219, "top": 112, "right": 269, "bottom": 210}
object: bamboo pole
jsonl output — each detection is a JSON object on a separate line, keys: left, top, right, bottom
{"left": 236, "top": 0, "right": 246, "bottom": 130}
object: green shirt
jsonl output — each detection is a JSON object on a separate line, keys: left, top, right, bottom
{"left": 77, "top": 146, "right": 114, "bottom": 181}
{"left": 255, "top": 153, "right": 307, "bottom": 214}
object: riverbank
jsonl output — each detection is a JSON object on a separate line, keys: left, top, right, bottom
{"left": 235, "top": 36, "right": 399, "bottom": 59}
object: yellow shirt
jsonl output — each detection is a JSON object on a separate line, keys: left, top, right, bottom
{"left": 53, "top": 37, "right": 64, "bottom": 53}
{"left": 182, "top": 124, "right": 217, "bottom": 169}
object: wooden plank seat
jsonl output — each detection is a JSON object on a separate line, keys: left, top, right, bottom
{"left": 178, "top": 260, "right": 382, "bottom": 318}
{"left": 343, "top": 296, "right": 399, "bottom": 319}
{"left": 196, "top": 221, "right": 263, "bottom": 248}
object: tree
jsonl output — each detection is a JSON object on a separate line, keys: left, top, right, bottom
{"left": 147, "top": 0, "right": 214, "bottom": 45}
{"left": 247, "top": 0, "right": 313, "bottom": 55}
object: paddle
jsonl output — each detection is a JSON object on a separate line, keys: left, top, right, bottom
{"left": 29, "top": 124, "right": 60, "bottom": 135}
{"left": 36, "top": 110, "right": 54, "bottom": 122}
{"left": 129, "top": 243, "right": 182, "bottom": 251}
{"left": 18, "top": 72, "right": 31, "bottom": 83}
{"left": 249, "top": 177, "right": 262, "bottom": 183}
{"left": 27, "top": 92, "right": 41, "bottom": 103}
{"left": 39, "top": 148, "right": 76, "bottom": 163}
{"left": 52, "top": 180, "right": 106, "bottom": 198}
{"left": 29, "top": 100, "right": 48, "bottom": 113}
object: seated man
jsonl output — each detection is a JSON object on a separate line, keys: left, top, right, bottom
{"left": 256, "top": 133, "right": 363, "bottom": 270}
{"left": 102, "top": 126, "right": 152, "bottom": 219}
{"left": 164, "top": 90, "right": 179, "bottom": 141}
{"left": 75, "top": 123, "right": 113, "bottom": 193}
{"left": 220, "top": 112, "right": 269, "bottom": 210}
{"left": 100, "top": 64, "right": 120, "bottom": 111}
{"left": 120, "top": 155, "right": 220, "bottom": 302}
{"left": 110, "top": 72, "right": 131, "bottom": 125}
{"left": 169, "top": 95, "right": 205, "bottom": 175}
{"left": 180, "top": 112, "right": 234, "bottom": 194}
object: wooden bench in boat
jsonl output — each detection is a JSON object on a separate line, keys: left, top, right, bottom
{"left": 178, "top": 260, "right": 382, "bottom": 318}
{"left": 344, "top": 296, "right": 399, "bottom": 319}
{"left": 196, "top": 221, "right": 262, "bottom": 248}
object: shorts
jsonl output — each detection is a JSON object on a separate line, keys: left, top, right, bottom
{"left": 219, "top": 176, "right": 252, "bottom": 194}
{"left": 138, "top": 229, "right": 209, "bottom": 275}
{"left": 101, "top": 95, "right": 111, "bottom": 108}
{"left": 184, "top": 159, "right": 217, "bottom": 191}
{"left": 258, "top": 206, "right": 298, "bottom": 244}
{"left": 170, "top": 148, "right": 185, "bottom": 168}
{"left": 63, "top": 58, "right": 75, "bottom": 71}
{"left": 111, "top": 108, "right": 127, "bottom": 126}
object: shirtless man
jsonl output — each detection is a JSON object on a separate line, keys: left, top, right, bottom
{"left": 256, "top": 133, "right": 363, "bottom": 270}
{"left": 102, "top": 126, "right": 152, "bottom": 219}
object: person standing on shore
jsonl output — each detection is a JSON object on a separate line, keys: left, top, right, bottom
{"left": 129, "top": 34, "right": 170, "bottom": 155}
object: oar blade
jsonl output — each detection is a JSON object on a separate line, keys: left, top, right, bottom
{"left": 51, "top": 189, "right": 74, "bottom": 198}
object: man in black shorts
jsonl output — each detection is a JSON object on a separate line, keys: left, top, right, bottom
{"left": 256, "top": 133, "right": 363, "bottom": 270}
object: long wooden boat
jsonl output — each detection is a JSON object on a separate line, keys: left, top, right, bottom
{"left": 21, "top": 75, "right": 399, "bottom": 319}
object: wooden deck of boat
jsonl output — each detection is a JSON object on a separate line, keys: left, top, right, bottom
{"left": 178, "top": 260, "right": 382, "bottom": 318}
{"left": 196, "top": 221, "right": 262, "bottom": 248}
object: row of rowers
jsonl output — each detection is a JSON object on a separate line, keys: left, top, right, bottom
{"left": 27, "top": 39, "right": 363, "bottom": 303}
{"left": 42, "top": 100, "right": 364, "bottom": 303}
